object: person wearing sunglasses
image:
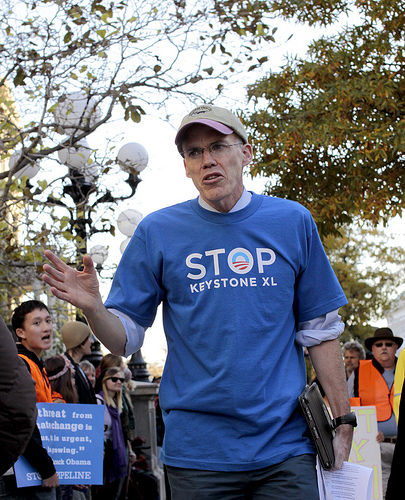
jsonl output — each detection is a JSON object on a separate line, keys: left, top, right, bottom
{"left": 93, "top": 367, "right": 128, "bottom": 500}
{"left": 348, "top": 327, "right": 403, "bottom": 498}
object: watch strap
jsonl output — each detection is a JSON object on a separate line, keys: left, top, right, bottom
{"left": 332, "top": 411, "right": 357, "bottom": 429}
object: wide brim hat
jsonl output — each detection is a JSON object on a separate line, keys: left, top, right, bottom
{"left": 61, "top": 321, "right": 91, "bottom": 350}
{"left": 175, "top": 104, "right": 248, "bottom": 150}
{"left": 364, "top": 327, "right": 403, "bottom": 351}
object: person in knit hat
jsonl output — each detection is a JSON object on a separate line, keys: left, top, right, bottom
{"left": 61, "top": 321, "right": 96, "bottom": 405}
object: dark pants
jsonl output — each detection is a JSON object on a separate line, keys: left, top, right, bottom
{"left": 386, "top": 379, "right": 405, "bottom": 500}
{"left": 0, "top": 475, "right": 60, "bottom": 500}
{"left": 166, "top": 454, "right": 318, "bottom": 500}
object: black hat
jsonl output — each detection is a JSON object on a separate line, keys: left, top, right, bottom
{"left": 364, "top": 327, "right": 403, "bottom": 351}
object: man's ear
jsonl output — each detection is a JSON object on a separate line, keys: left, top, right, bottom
{"left": 242, "top": 143, "right": 253, "bottom": 167}
{"left": 184, "top": 159, "right": 191, "bottom": 178}
{"left": 15, "top": 328, "right": 26, "bottom": 340}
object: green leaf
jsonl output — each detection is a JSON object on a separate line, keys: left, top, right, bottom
{"left": 47, "top": 103, "right": 59, "bottom": 113}
{"left": 131, "top": 110, "right": 141, "bottom": 123}
{"left": 64, "top": 31, "right": 72, "bottom": 44}
{"left": 101, "top": 12, "right": 113, "bottom": 22}
{"left": 14, "top": 67, "right": 27, "bottom": 87}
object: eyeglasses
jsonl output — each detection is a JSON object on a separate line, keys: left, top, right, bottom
{"left": 374, "top": 342, "right": 394, "bottom": 348}
{"left": 181, "top": 142, "right": 243, "bottom": 160}
{"left": 107, "top": 377, "right": 125, "bottom": 383}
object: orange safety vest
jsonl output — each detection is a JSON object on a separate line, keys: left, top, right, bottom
{"left": 18, "top": 354, "right": 53, "bottom": 403}
{"left": 350, "top": 359, "right": 395, "bottom": 422}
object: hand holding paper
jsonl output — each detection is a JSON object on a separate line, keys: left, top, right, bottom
{"left": 317, "top": 459, "right": 373, "bottom": 500}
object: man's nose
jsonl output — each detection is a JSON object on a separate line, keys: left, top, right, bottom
{"left": 201, "top": 147, "right": 217, "bottom": 165}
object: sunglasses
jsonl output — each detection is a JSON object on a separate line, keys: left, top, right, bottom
{"left": 374, "top": 342, "right": 394, "bottom": 348}
{"left": 107, "top": 377, "right": 125, "bottom": 383}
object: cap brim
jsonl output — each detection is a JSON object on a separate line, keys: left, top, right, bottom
{"left": 175, "top": 119, "right": 234, "bottom": 146}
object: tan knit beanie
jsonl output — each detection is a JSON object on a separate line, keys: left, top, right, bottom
{"left": 61, "top": 321, "right": 91, "bottom": 350}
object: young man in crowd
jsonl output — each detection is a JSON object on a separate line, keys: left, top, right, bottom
{"left": 6, "top": 300, "right": 60, "bottom": 499}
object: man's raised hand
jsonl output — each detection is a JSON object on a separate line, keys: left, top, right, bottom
{"left": 42, "top": 250, "right": 103, "bottom": 314}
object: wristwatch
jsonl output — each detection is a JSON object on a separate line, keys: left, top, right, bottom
{"left": 332, "top": 412, "right": 357, "bottom": 429}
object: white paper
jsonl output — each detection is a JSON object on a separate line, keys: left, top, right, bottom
{"left": 317, "top": 458, "right": 373, "bottom": 500}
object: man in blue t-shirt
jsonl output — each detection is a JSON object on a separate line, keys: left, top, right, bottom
{"left": 43, "top": 105, "right": 354, "bottom": 499}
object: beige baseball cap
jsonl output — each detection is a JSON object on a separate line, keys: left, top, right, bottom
{"left": 61, "top": 321, "right": 91, "bottom": 350}
{"left": 175, "top": 104, "right": 248, "bottom": 151}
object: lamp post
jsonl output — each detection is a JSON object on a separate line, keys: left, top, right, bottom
{"left": 51, "top": 92, "right": 149, "bottom": 270}
{"left": 128, "top": 348, "right": 152, "bottom": 382}
{"left": 55, "top": 150, "right": 144, "bottom": 269}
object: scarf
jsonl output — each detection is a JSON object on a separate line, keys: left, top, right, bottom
{"left": 100, "top": 391, "right": 128, "bottom": 482}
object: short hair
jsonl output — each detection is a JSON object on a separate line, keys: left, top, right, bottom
{"left": 342, "top": 340, "right": 366, "bottom": 360}
{"left": 79, "top": 360, "right": 95, "bottom": 374}
{"left": 12, "top": 300, "right": 50, "bottom": 333}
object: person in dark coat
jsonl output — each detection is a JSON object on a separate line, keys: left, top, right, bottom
{"left": 386, "top": 365, "right": 405, "bottom": 499}
{"left": 0, "top": 314, "right": 37, "bottom": 475}
{"left": 61, "top": 321, "right": 96, "bottom": 404}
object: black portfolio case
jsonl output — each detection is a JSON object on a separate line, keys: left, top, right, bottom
{"left": 298, "top": 383, "right": 336, "bottom": 471}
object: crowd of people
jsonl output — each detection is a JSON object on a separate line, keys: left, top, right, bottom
{"left": 0, "top": 300, "right": 158, "bottom": 500}
{"left": 1, "top": 299, "right": 405, "bottom": 500}
{"left": 1, "top": 105, "right": 405, "bottom": 500}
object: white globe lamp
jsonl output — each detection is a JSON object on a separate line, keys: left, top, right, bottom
{"left": 120, "top": 237, "right": 131, "bottom": 254}
{"left": 89, "top": 245, "right": 108, "bottom": 266}
{"left": 117, "top": 142, "right": 148, "bottom": 173}
{"left": 53, "top": 92, "right": 101, "bottom": 134}
{"left": 58, "top": 139, "right": 92, "bottom": 170}
{"left": 9, "top": 150, "right": 41, "bottom": 179}
{"left": 117, "top": 209, "right": 143, "bottom": 237}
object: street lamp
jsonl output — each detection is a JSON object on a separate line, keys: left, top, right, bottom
{"left": 117, "top": 208, "right": 143, "bottom": 236}
{"left": 117, "top": 142, "right": 149, "bottom": 174}
{"left": 51, "top": 95, "right": 149, "bottom": 270}
{"left": 9, "top": 150, "right": 41, "bottom": 180}
{"left": 53, "top": 91, "right": 101, "bottom": 134}
{"left": 54, "top": 95, "right": 154, "bottom": 381}
{"left": 116, "top": 208, "right": 143, "bottom": 255}
{"left": 89, "top": 244, "right": 109, "bottom": 271}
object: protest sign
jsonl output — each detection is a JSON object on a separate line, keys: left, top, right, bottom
{"left": 348, "top": 406, "right": 383, "bottom": 500}
{"left": 15, "top": 403, "right": 104, "bottom": 487}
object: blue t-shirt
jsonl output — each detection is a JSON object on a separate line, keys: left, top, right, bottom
{"left": 105, "top": 193, "right": 347, "bottom": 471}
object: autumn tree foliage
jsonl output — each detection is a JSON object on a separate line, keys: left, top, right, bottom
{"left": 245, "top": 0, "right": 405, "bottom": 237}
{"left": 324, "top": 225, "right": 405, "bottom": 343}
